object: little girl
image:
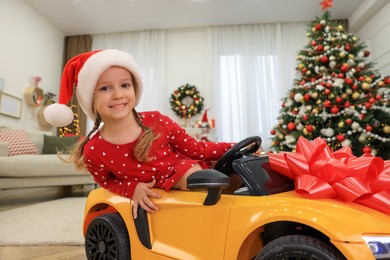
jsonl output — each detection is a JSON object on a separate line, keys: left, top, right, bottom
{"left": 44, "top": 49, "right": 234, "bottom": 218}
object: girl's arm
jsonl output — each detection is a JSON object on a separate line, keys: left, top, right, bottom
{"left": 160, "top": 114, "right": 234, "bottom": 160}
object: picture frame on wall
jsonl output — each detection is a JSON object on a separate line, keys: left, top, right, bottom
{"left": 0, "top": 92, "right": 22, "bottom": 119}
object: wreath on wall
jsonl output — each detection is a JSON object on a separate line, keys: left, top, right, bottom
{"left": 170, "top": 83, "right": 204, "bottom": 119}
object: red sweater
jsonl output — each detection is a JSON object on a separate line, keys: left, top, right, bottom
{"left": 83, "top": 111, "right": 234, "bottom": 199}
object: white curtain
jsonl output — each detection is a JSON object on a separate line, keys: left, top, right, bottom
{"left": 92, "top": 30, "right": 166, "bottom": 113}
{"left": 208, "top": 23, "right": 307, "bottom": 150}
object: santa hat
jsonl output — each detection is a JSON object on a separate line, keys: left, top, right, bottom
{"left": 201, "top": 108, "right": 210, "bottom": 128}
{"left": 44, "top": 49, "right": 143, "bottom": 127}
{"left": 202, "top": 108, "right": 210, "bottom": 123}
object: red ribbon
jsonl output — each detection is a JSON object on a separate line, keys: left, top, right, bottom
{"left": 269, "top": 137, "right": 390, "bottom": 214}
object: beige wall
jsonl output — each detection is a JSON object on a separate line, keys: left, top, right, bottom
{"left": 0, "top": 0, "right": 64, "bottom": 130}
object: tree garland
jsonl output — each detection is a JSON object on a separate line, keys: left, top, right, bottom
{"left": 170, "top": 84, "right": 204, "bottom": 118}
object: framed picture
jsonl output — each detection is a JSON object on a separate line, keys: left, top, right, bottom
{"left": 0, "top": 92, "right": 22, "bottom": 119}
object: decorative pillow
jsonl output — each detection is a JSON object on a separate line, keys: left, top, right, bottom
{"left": 42, "top": 135, "right": 79, "bottom": 154}
{"left": 0, "top": 129, "right": 39, "bottom": 156}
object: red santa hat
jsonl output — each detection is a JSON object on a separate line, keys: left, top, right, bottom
{"left": 44, "top": 49, "right": 143, "bottom": 127}
{"left": 202, "top": 108, "right": 209, "bottom": 123}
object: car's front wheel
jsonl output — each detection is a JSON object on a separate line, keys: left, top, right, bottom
{"left": 85, "top": 213, "right": 130, "bottom": 260}
{"left": 256, "top": 235, "right": 344, "bottom": 260}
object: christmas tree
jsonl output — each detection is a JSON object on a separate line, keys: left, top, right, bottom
{"left": 270, "top": 0, "right": 390, "bottom": 159}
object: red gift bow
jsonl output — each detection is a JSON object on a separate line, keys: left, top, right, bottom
{"left": 268, "top": 137, "right": 390, "bottom": 214}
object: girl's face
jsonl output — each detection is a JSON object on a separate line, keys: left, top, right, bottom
{"left": 93, "top": 66, "right": 136, "bottom": 123}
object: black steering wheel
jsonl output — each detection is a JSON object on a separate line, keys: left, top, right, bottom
{"left": 214, "top": 136, "right": 262, "bottom": 175}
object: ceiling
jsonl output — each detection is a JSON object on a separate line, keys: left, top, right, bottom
{"left": 25, "top": 0, "right": 367, "bottom": 36}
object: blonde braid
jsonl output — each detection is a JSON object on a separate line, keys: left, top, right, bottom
{"left": 63, "top": 115, "right": 102, "bottom": 170}
{"left": 133, "top": 109, "right": 159, "bottom": 162}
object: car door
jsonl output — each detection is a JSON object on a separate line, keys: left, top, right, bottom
{"left": 147, "top": 190, "right": 235, "bottom": 259}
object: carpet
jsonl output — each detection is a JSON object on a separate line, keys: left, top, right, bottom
{"left": 0, "top": 197, "right": 86, "bottom": 246}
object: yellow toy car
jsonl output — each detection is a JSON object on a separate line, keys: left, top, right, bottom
{"left": 82, "top": 137, "right": 390, "bottom": 260}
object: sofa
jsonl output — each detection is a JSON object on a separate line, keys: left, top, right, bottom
{"left": 0, "top": 127, "right": 95, "bottom": 190}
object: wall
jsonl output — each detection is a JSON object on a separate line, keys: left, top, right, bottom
{"left": 350, "top": 0, "right": 390, "bottom": 76}
{"left": 165, "top": 27, "right": 212, "bottom": 121}
{"left": 0, "top": 0, "right": 64, "bottom": 130}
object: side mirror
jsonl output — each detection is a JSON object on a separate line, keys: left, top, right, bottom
{"left": 187, "top": 169, "right": 231, "bottom": 206}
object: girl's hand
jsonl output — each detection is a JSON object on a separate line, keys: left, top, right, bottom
{"left": 132, "top": 179, "right": 161, "bottom": 219}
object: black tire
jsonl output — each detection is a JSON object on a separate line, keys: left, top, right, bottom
{"left": 256, "top": 235, "right": 344, "bottom": 260}
{"left": 85, "top": 213, "right": 130, "bottom": 260}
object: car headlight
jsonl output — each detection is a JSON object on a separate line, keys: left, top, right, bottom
{"left": 362, "top": 236, "right": 390, "bottom": 259}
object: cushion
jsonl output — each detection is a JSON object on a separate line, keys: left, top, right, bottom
{"left": 41, "top": 135, "right": 79, "bottom": 154}
{"left": 0, "top": 129, "right": 39, "bottom": 156}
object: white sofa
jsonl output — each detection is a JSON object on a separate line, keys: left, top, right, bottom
{"left": 0, "top": 128, "right": 95, "bottom": 190}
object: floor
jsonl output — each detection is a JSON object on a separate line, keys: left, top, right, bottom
{"left": 0, "top": 186, "right": 91, "bottom": 260}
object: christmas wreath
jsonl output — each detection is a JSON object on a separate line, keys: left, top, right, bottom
{"left": 170, "top": 84, "right": 204, "bottom": 118}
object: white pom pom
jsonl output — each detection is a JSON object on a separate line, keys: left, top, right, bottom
{"left": 44, "top": 103, "right": 74, "bottom": 127}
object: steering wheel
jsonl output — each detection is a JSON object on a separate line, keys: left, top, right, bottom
{"left": 214, "top": 136, "right": 262, "bottom": 175}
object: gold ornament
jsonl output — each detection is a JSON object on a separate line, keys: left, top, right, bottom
{"left": 337, "top": 25, "right": 344, "bottom": 31}
{"left": 338, "top": 121, "right": 345, "bottom": 128}
{"left": 365, "top": 77, "right": 373, "bottom": 83}
{"left": 362, "top": 82, "right": 370, "bottom": 90}
{"left": 352, "top": 92, "right": 360, "bottom": 99}
{"left": 384, "top": 125, "right": 390, "bottom": 134}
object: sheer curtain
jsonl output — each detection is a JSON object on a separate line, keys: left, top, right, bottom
{"left": 209, "top": 23, "right": 307, "bottom": 150}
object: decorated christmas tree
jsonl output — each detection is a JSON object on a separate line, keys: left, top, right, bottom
{"left": 270, "top": 0, "right": 390, "bottom": 159}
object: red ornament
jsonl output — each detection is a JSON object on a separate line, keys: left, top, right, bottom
{"left": 317, "top": 45, "right": 324, "bottom": 51}
{"left": 365, "top": 102, "right": 372, "bottom": 109}
{"left": 311, "top": 40, "right": 317, "bottom": 47}
{"left": 287, "top": 122, "right": 296, "bottom": 131}
{"left": 336, "top": 134, "right": 345, "bottom": 142}
{"left": 364, "top": 50, "right": 370, "bottom": 57}
{"left": 345, "top": 119, "right": 352, "bottom": 125}
{"left": 335, "top": 97, "right": 343, "bottom": 103}
{"left": 345, "top": 78, "right": 353, "bottom": 85}
{"left": 362, "top": 146, "right": 372, "bottom": 154}
{"left": 369, "top": 97, "right": 376, "bottom": 103}
{"left": 352, "top": 85, "right": 358, "bottom": 90}
{"left": 341, "top": 64, "right": 348, "bottom": 72}
{"left": 306, "top": 125, "right": 314, "bottom": 132}
{"left": 304, "top": 93, "right": 311, "bottom": 101}
{"left": 338, "top": 73, "right": 345, "bottom": 78}
{"left": 375, "top": 94, "right": 382, "bottom": 100}
{"left": 302, "top": 68, "right": 307, "bottom": 73}
{"left": 324, "top": 100, "right": 332, "bottom": 107}
{"left": 324, "top": 89, "right": 331, "bottom": 95}
{"left": 344, "top": 101, "right": 351, "bottom": 108}
{"left": 331, "top": 106, "right": 339, "bottom": 114}
{"left": 345, "top": 45, "right": 351, "bottom": 51}
{"left": 360, "top": 114, "right": 365, "bottom": 120}
{"left": 366, "top": 125, "right": 373, "bottom": 132}
{"left": 321, "top": 56, "right": 329, "bottom": 63}
{"left": 271, "top": 129, "right": 276, "bottom": 135}
{"left": 358, "top": 76, "right": 365, "bottom": 81}
{"left": 315, "top": 24, "right": 322, "bottom": 31}
{"left": 326, "top": 82, "right": 332, "bottom": 88}
{"left": 303, "top": 115, "right": 309, "bottom": 121}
